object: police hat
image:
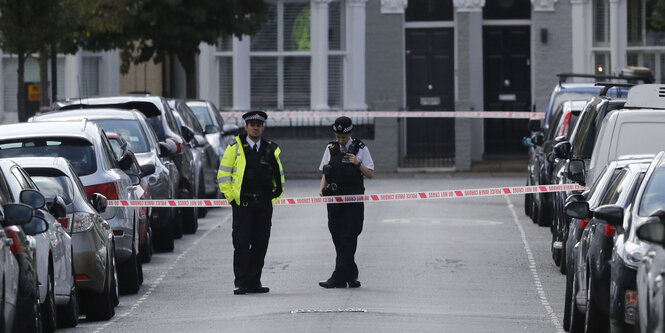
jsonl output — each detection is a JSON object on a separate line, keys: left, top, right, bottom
{"left": 332, "top": 116, "right": 353, "bottom": 134}
{"left": 242, "top": 110, "right": 268, "bottom": 123}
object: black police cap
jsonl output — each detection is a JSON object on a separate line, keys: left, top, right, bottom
{"left": 332, "top": 116, "right": 353, "bottom": 134}
{"left": 243, "top": 110, "right": 268, "bottom": 123}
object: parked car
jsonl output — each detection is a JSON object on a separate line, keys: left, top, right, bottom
{"left": 0, "top": 120, "right": 143, "bottom": 295}
{"left": 525, "top": 99, "right": 586, "bottom": 226}
{"left": 1, "top": 202, "right": 48, "bottom": 333}
{"left": 598, "top": 151, "right": 665, "bottom": 332}
{"left": 564, "top": 157, "right": 651, "bottom": 332}
{"left": 13, "top": 156, "right": 118, "bottom": 321}
{"left": 0, "top": 159, "right": 75, "bottom": 331}
{"left": 53, "top": 95, "right": 197, "bottom": 241}
{"left": 32, "top": 108, "right": 179, "bottom": 253}
{"left": 635, "top": 211, "right": 665, "bottom": 333}
{"left": 549, "top": 91, "right": 628, "bottom": 270}
{"left": 185, "top": 99, "right": 240, "bottom": 167}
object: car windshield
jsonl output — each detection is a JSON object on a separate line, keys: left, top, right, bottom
{"left": 639, "top": 167, "right": 665, "bottom": 216}
{"left": 0, "top": 138, "right": 97, "bottom": 176}
{"left": 30, "top": 175, "right": 74, "bottom": 205}
{"left": 188, "top": 105, "right": 214, "bottom": 128}
{"left": 92, "top": 119, "right": 150, "bottom": 153}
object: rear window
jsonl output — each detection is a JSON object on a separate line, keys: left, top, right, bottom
{"left": 146, "top": 116, "right": 166, "bottom": 141}
{"left": 30, "top": 175, "right": 74, "bottom": 205}
{"left": 615, "top": 122, "right": 665, "bottom": 158}
{"left": 189, "top": 105, "right": 214, "bottom": 128}
{"left": 639, "top": 167, "right": 665, "bottom": 216}
{"left": 92, "top": 119, "right": 149, "bottom": 153}
{"left": 0, "top": 138, "right": 97, "bottom": 176}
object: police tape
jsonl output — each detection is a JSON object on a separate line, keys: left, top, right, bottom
{"left": 107, "top": 184, "right": 584, "bottom": 207}
{"left": 221, "top": 111, "right": 545, "bottom": 120}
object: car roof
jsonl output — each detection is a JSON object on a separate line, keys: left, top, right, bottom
{"left": 624, "top": 84, "right": 665, "bottom": 109}
{"left": 55, "top": 95, "right": 165, "bottom": 117}
{"left": 33, "top": 108, "right": 142, "bottom": 122}
{"left": 0, "top": 120, "right": 99, "bottom": 141}
{"left": 10, "top": 156, "right": 72, "bottom": 171}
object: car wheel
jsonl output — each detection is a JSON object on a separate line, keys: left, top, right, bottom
{"left": 140, "top": 226, "right": 153, "bottom": 263}
{"left": 524, "top": 179, "right": 532, "bottom": 217}
{"left": 584, "top": 271, "right": 608, "bottom": 332}
{"left": 569, "top": 272, "right": 585, "bottom": 333}
{"left": 531, "top": 200, "right": 539, "bottom": 224}
{"left": 118, "top": 248, "right": 141, "bottom": 295}
{"left": 563, "top": 264, "right": 574, "bottom": 331}
{"left": 181, "top": 190, "right": 199, "bottom": 235}
{"left": 197, "top": 173, "right": 208, "bottom": 218}
{"left": 173, "top": 208, "right": 184, "bottom": 239}
{"left": 41, "top": 265, "right": 57, "bottom": 333}
{"left": 551, "top": 230, "right": 562, "bottom": 267}
{"left": 153, "top": 226, "right": 174, "bottom": 253}
{"left": 537, "top": 197, "right": 551, "bottom": 227}
{"left": 56, "top": 255, "right": 78, "bottom": 328}
{"left": 85, "top": 251, "right": 115, "bottom": 321}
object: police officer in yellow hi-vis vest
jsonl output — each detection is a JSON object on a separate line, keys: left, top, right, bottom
{"left": 217, "top": 110, "right": 285, "bottom": 295}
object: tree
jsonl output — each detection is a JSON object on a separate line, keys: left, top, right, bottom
{"left": 0, "top": 0, "right": 60, "bottom": 121}
{"left": 85, "top": 0, "right": 266, "bottom": 98}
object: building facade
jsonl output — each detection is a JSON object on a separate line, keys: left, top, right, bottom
{"left": 1, "top": 0, "right": 663, "bottom": 173}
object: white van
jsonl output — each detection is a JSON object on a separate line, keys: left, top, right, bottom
{"left": 587, "top": 84, "right": 665, "bottom": 184}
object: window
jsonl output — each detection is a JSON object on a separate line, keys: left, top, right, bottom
{"left": 81, "top": 56, "right": 100, "bottom": 97}
{"left": 593, "top": 0, "right": 610, "bottom": 47}
{"left": 639, "top": 167, "right": 665, "bottom": 216}
{"left": 216, "top": 35, "right": 233, "bottom": 110}
{"left": 626, "top": 0, "right": 665, "bottom": 82}
{"left": 406, "top": 0, "right": 453, "bottom": 22}
{"left": 483, "top": 0, "right": 531, "bottom": 20}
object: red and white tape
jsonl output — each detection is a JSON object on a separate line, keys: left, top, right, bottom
{"left": 107, "top": 184, "right": 584, "bottom": 207}
{"left": 221, "top": 111, "right": 545, "bottom": 120}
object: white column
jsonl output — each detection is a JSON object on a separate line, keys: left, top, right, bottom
{"left": 571, "top": 0, "right": 590, "bottom": 74}
{"left": 311, "top": 0, "right": 332, "bottom": 110}
{"left": 198, "top": 42, "right": 219, "bottom": 102}
{"left": 65, "top": 51, "right": 83, "bottom": 99}
{"left": 0, "top": 50, "right": 4, "bottom": 120}
{"left": 609, "top": 0, "right": 627, "bottom": 74}
{"left": 233, "top": 35, "right": 251, "bottom": 110}
{"left": 343, "top": 0, "right": 368, "bottom": 110}
{"left": 99, "top": 50, "right": 120, "bottom": 96}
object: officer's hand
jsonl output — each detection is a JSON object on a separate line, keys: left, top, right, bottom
{"left": 347, "top": 153, "right": 360, "bottom": 166}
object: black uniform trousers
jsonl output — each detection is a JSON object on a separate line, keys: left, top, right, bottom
{"left": 327, "top": 201, "right": 364, "bottom": 281}
{"left": 231, "top": 198, "right": 273, "bottom": 288}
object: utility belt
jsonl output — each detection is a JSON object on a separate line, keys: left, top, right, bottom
{"left": 239, "top": 192, "right": 270, "bottom": 206}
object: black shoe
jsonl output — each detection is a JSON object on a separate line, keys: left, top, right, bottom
{"left": 347, "top": 280, "right": 361, "bottom": 288}
{"left": 247, "top": 285, "right": 270, "bottom": 293}
{"left": 319, "top": 278, "right": 347, "bottom": 288}
{"left": 233, "top": 287, "right": 247, "bottom": 295}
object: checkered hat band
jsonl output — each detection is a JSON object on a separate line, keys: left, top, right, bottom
{"left": 334, "top": 124, "right": 353, "bottom": 133}
{"left": 245, "top": 114, "right": 266, "bottom": 122}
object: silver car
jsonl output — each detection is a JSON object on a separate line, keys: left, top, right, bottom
{"left": 0, "top": 159, "right": 76, "bottom": 330}
{"left": 0, "top": 121, "right": 143, "bottom": 295}
{"left": 14, "top": 156, "right": 118, "bottom": 321}
{"left": 185, "top": 99, "right": 240, "bottom": 167}
{"left": 32, "top": 109, "right": 179, "bottom": 254}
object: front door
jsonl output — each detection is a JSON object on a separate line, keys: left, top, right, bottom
{"left": 404, "top": 28, "right": 455, "bottom": 167}
{"left": 483, "top": 25, "right": 531, "bottom": 156}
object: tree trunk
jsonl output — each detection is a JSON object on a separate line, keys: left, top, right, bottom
{"left": 17, "top": 52, "right": 27, "bottom": 122}
{"left": 39, "top": 47, "right": 50, "bottom": 108}
{"left": 177, "top": 51, "right": 197, "bottom": 99}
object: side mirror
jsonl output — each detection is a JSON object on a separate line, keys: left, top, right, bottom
{"left": 23, "top": 216, "right": 49, "bottom": 235}
{"left": 205, "top": 124, "right": 219, "bottom": 135}
{"left": 193, "top": 134, "right": 206, "bottom": 148}
{"left": 92, "top": 193, "right": 108, "bottom": 213}
{"left": 47, "top": 195, "right": 67, "bottom": 219}
{"left": 566, "top": 193, "right": 586, "bottom": 204}
{"left": 118, "top": 152, "right": 134, "bottom": 171}
{"left": 565, "top": 201, "right": 590, "bottom": 219}
{"left": 636, "top": 218, "right": 665, "bottom": 245}
{"left": 554, "top": 135, "right": 568, "bottom": 144}
{"left": 531, "top": 132, "right": 544, "bottom": 146}
{"left": 140, "top": 163, "right": 156, "bottom": 178}
{"left": 567, "top": 158, "right": 586, "bottom": 184}
{"left": 19, "top": 189, "right": 46, "bottom": 209}
{"left": 528, "top": 119, "right": 541, "bottom": 132}
{"left": 159, "top": 140, "right": 177, "bottom": 157}
{"left": 2, "top": 203, "right": 34, "bottom": 226}
{"left": 127, "top": 174, "right": 140, "bottom": 186}
{"left": 222, "top": 124, "right": 240, "bottom": 136}
{"left": 553, "top": 141, "right": 572, "bottom": 160}
{"left": 181, "top": 126, "right": 195, "bottom": 142}
{"left": 593, "top": 204, "right": 624, "bottom": 227}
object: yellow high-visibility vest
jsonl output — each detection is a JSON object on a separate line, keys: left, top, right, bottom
{"left": 217, "top": 136, "right": 285, "bottom": 205}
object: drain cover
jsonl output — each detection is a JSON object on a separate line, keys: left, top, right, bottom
{"left": 291, "top": 308, "right": 367, "bottom": 314}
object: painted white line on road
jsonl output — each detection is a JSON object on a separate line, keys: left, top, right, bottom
{"left": 92, "top": 213, "right": 231, "bottom": 333}
{"left": 505, "top": 195, "right": 565, "bottom": 333}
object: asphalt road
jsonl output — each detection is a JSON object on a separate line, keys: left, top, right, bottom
{"left": 61, "top": 173, "right": 566, "bottom": 333}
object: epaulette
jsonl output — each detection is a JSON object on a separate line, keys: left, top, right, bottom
{"left": 352, "top": 138, "right": 366, "bottom": 149}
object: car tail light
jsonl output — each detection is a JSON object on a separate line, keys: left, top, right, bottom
{"left": 75, "top": 274, "right": 89, "bottom": 281}
{"left": 580, "top": 218, "right": 591, "bottom": 229}
{"left": 4, "top": 227, "right": 22, "bottom": 253}
{"left": 85, "top": 182, "right": 119, "bottom": 201}
{"left": 113, "top": 230, "right": 124, "bottom": 236}
{"left": 72, "top": 212, "right": 94, "bottom": 233}
{"left": 605, "top": 225, "right": 616, "bottom": 237}
{"left": 57, "top": 217, "right": 69, "bottom": 230}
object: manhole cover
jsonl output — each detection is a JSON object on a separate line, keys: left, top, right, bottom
{"left": 291, "top": 308, "right": 367, "bottom": 314}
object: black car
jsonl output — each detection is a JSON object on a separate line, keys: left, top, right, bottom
{"left": 564, "top": 158, "right": 650, "bottom": 332}
{"left": 550, "top": 92, "right": 628, "bottom": 271}
{"left": 53, "top": 95, "right": 198, "bottom": 241}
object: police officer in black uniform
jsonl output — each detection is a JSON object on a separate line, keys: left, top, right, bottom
{"left": 318, "top": 116, "right": 374, "bottom": 288}
{"left": 217, "top": 111, "right": 285, "bottom": 295}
